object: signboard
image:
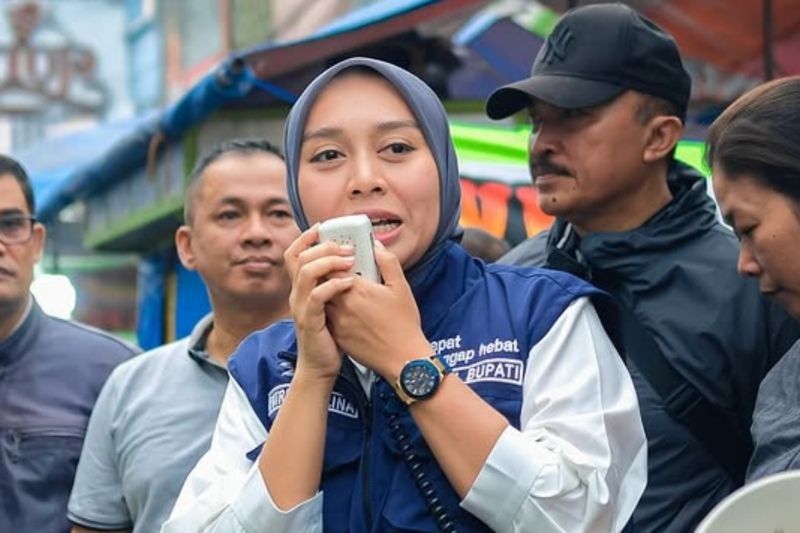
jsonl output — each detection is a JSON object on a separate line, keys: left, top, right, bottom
{"left": 0, "top": 2, "right": 107, "bottom": 114}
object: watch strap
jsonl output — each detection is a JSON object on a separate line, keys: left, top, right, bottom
{"left": 430, "top": 353, "right": 452, "bottom": 375}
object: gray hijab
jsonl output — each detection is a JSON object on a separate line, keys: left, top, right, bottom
{"left": 283, "top": 57, "right": 461, "bottom": 273}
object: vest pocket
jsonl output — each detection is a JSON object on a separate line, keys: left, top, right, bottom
{"left": 380, "top": 460, "right": 493, "bottom": 532}
{"left": 381, "top": 462, "right": 443, "bottom": 531}
{"left": 320, "top": 427, "right": 363, "bottom": 528}
{"left": 322, "top": 426, "right": 363, "bottom": 474}
{"left": 472, "top": 387, "right": 524, "bottom": 429}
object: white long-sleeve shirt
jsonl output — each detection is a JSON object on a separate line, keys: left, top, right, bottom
{"left": 163, "top": 297, "right": 646, "bottom": 532}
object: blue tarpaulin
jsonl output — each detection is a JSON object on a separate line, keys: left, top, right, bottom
{"left": 158, "top": 58, "right": 256, "bottom": 140}
{"left": 35, "top": 59, "right": 256, "bottom": 223}
{"left": 136, "top": 253, "right": 166, "bottom": 351}
{"left": 13, "top": 113, "right": 155, "bottom": 216}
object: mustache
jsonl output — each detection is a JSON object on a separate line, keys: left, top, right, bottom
{"left": 530, "top": 155, "right": 572, "bottom": 178}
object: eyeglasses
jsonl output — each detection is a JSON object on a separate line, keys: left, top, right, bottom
{"left": 0, "top": 215, "right": 37, "bottom": 245}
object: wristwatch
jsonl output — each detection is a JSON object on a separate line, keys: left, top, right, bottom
{"left": 394, "top": 354, "right": 452, "bottom": 405}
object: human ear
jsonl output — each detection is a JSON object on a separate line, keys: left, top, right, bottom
{"left": 31, "top": 223, "right": 46, "bottom": 263}
{"left": 643, "top": 116, "right": 683, "bottom": 163}
{"left": 175, "top": 226, "right": 196, "bottom": 270}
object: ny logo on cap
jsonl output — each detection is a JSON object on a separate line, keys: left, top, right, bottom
{"left": 541, "top": 24, "right": 573, "bottom": 65}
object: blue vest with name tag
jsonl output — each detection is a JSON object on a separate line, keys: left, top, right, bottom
{"left": 230, "top": 242, "right": 602, "bottom": 532}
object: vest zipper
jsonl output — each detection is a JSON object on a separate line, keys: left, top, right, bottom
{"left": 340, "top": 359, "right": 374, "bottom": 528}
{"left": 361, "top": 395, "right": 374, "bottom": 528}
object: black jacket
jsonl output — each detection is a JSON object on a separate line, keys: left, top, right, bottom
{"left": 499, "top": 163, "right": 800, "bottom": 532}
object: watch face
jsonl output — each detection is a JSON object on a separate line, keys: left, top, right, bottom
{"left": 401, "top": 360, "right": 440, "bottom": 399}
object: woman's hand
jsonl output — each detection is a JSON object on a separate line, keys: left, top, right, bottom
{"left": 326, "top": 242, "right": 432, "bottom": 381}
{"left": 284, "top": 225, "right": 356, "bottom": 382}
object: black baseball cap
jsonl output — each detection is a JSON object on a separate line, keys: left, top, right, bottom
{"left": 486, "top": 3, "right": 691, "bottom": 120}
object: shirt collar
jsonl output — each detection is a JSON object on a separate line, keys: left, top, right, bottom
{"left": 6, "top": 295, "right": 33, "bottom": 339}
{"left": 187, "top": 314, "right": 226, "bottom": 369}
{"left": 0, "top": 296, "right": 41, "bottom": 365}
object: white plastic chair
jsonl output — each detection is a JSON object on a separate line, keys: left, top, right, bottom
{"left": 695, "top": 470, "right": 800, "bottom": 533}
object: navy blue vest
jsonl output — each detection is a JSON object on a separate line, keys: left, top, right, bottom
{"left": 230, "top": 243, "right": 602, "bottom": 532}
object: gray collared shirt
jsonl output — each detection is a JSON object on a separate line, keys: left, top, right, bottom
{"left": 68, "top": 314, "right": 229, "bottom": 533}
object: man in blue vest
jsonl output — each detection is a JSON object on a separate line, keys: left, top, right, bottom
{"left": 0, "top": 154, "right": 138, "bottom": 532}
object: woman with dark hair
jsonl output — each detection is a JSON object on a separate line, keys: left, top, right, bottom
{"left": 707, "top": 75, "right": 800, "bottom": 481}
{"left": 163, "top": 58, "right": 646, "bottom": 532}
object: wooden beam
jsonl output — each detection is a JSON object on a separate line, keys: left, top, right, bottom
{"left": 243, "top": 0, "right": 486, "bottom": 80}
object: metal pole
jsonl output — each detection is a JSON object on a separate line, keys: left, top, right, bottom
{"left": 763, "top": 0, "right": 774, "bottom": 81}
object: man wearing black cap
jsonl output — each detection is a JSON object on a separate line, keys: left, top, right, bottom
{"left": 487, "top": 3, "right": 800, "bottom": 532}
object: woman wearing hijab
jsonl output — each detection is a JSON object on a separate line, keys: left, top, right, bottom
{"left": 707, "top": 76, "right": 800, "bottom": 482}
{"left": 163, "top": 58, "right": 645, "bottom": 533}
